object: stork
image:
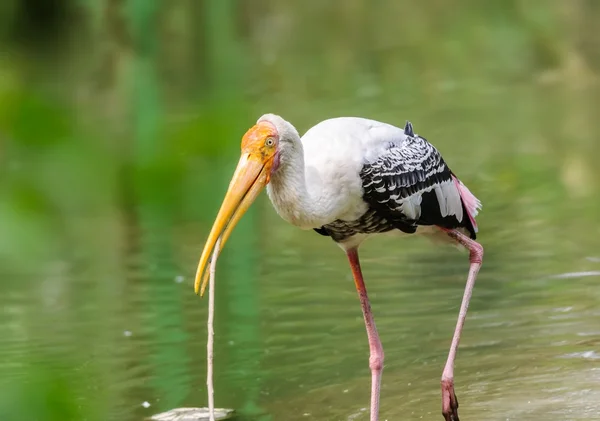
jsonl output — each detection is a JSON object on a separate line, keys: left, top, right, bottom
{"left": 194, "top": 114, "right": 483, "bottom": 421}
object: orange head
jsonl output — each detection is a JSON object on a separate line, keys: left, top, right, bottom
{"left": 240, "top": 120, "right": 281, "bottom": 182}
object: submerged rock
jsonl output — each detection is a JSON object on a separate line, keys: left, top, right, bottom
{"left": 148, "top": 407, "right": 235, "bottom": 421}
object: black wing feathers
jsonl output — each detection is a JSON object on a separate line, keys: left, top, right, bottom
{"left": 314, "top": 121, "right": 477, "bottom": 242}
{"left": 360, "top": 124, "right": 476, "bottom": 237}
{"left": 360, "top": 132, "right": 451, "bottom": 214}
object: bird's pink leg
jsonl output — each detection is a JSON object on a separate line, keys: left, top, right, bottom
{"left": 439, "top": 228, "right": 484, "bottom": 421}
{"left": 346, "top": 248, "right": 383, "bottom": 421}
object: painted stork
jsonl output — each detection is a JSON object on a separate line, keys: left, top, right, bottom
{"left": 193, "top": 114, "right": 483, "bottom": 421}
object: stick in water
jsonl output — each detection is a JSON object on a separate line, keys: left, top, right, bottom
{"left": 207, "top": 238, "right": 221, "bottom": 421}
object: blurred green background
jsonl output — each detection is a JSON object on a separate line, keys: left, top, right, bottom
{"left": 1, "top": 1, "right": 600, "bottom": 420}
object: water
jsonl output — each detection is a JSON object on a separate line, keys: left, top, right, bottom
{"left": 2, "top": 2, "right": 600, "bottom": 420}
{"left": 2, "top": 188, "right": 600, "bottom": 421}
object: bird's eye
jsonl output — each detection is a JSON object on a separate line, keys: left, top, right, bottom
{"left": 265, "top": 137, "right": 275, "bottom": 147}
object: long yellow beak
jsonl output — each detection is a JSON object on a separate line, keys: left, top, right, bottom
{"left": 194, "top": 153, "right": 269, "bottom": 296}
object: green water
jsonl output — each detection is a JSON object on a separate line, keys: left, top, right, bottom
{"left": 1, "top": 1, "right": 600, "bottom": 421}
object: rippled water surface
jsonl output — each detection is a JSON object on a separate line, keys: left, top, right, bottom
{"left": 2, "top": 196, "right": 600, "bottom": 421}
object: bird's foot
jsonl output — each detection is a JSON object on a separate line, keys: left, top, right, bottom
{"left": 441, "top": 379, "right": 459, "bottom": 421}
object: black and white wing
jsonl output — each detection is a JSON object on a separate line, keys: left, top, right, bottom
{"left": 360, "top": 122, "right": 478, "bottom": 238}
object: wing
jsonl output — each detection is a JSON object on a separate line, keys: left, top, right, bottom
{"left": 360, "top": 122, "right": 478, "bottom": 238}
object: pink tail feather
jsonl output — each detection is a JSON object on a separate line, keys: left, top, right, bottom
{"left": 452, "top": 175, "right": 481, "bottom": 233}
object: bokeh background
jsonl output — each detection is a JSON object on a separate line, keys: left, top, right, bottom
{"left": 1, "top": 1, "right": 600, "bottom": 420}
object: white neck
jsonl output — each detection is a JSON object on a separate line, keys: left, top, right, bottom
{"left": 259, "top": 113, "right": 355, "bottom": 229}
{"left": 266, "top": 140, "right": 323, "bottom": 229}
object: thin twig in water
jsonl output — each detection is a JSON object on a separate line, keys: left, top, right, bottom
{"left": 207, "top": 238, "right": 220, "bottom": 421}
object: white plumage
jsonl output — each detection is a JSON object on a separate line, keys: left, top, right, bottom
{"left": 262, "top": 113, "right": 480, "bottom": 247}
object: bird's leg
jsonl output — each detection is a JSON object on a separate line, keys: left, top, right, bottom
{"left": 439, "top": 228, "right": 484, "bottom": 421}
{"left": 346, "top": 248, "right": 383, "bottom": 421}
